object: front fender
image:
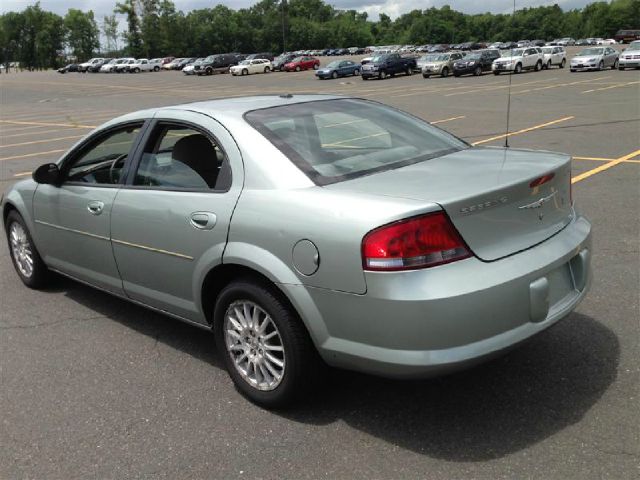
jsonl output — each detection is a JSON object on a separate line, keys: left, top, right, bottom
{"left": 3, "top": 180, "right": 39, "bottom": 247}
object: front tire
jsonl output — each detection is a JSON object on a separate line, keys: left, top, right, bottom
{"left": 560, "top": 58, "right": 566, "bottom": 68}
{"left": 5, "top": 211, "right": 49, "bottom": 289}
{"left": 474, "top": 66, "right": 482, "bottom": 76}
{"left": 514, "top": 63, "right": 522, "bottom": 74}
{"left": 441, "top": 67, "right": 449, "bottom": 77}
{"left": 242, "top": 68, "right": 248, "bottom": 76}
{"left": 331, "top": 70, "right": 338, "bottom": 79}
{"left": 213, "top": 280, "right": 321, "bottom": 408}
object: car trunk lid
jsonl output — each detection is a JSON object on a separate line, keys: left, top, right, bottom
{"left": 326, "top": 147, "right": 573, "bottom": 261}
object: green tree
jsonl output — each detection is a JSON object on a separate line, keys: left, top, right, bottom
{"left": 102, "top": 14, "right": 119, "bottom": 53}
{"left": 64, "top": 9, "right": 100, "bottom": 60}
{"left": 115, "top": 0, "right": 143, "bottom": 57}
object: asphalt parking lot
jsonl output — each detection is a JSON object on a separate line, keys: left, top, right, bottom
{"left": 1, "top": 53, "right": 638, "bottom": 479}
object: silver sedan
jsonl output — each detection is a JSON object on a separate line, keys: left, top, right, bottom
{"left": 2, "top": 95, "right": 592, "bottom": 407}
{"left": 570, "top": 46, "right": 619, "bottom": 71}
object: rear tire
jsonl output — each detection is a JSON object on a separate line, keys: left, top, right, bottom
{"left": 264, "top": 66, "right": 270, "bottom": 73}
{"left": 560, "top": 58, "right": 566, "bottom": 68}
{"left": 423, "top": 73, "right": 430, "bottom": 78}
{"left": 598, "top": 60, "right": 604, "bottom": 70}
{"left": 534, "top": 60, "right": 542, "bottom": 71}
{"left": 473, "top": 66, "right": 482, "bottom": 76}
{"left": 546, "top": 60, "right": 552, "bottom": 69}
{"left": 5, "top": 211, "right": 49, "bottom": 289}
{"left": 612, "top": 59, "right": 618, "bottom": 70}
{"left": 213, "top": 280, "right": 323, "bottom": 408}
{"left": 154, "top": 66, "right": 160, "bottom": 72}
{"left": 405, "top": 67, "right": 413, "bottom": 76}
{"left": 353, "top": 69, "right": 360, "bottom": 76}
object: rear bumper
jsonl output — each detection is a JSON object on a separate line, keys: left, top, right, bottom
{"left": 293, "top": 213, "right": 592, "bottom": 378}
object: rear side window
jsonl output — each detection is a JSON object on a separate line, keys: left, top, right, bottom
{"left": 133, "top": 124, "right": 230, "bottom": 191}
{"left": 245, "top": 99, "right": 466, "bottom": 185}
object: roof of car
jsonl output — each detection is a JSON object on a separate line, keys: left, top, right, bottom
{"left": 169, "top": 94, "right": 345, "bottom": 119}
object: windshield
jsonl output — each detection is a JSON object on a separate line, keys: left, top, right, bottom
{"left": 627, "top": 42, "right": 640, "bottom": 50}
{"left": 541, "top": 47, "right": 553, "bottom": 53}
{"left": 420, "top": 54, "right": 438, "bottom": 62}
{"left": 465, "top": 53, "right": 481, "bottom": 60}
{"left": 578, "top": 48, "right": 604, "bottom": 56}
{"left": 291, "top": 57, "right": 303, "bottom": 62}
{"left": 205, "top": 56, "right": 216, "bottom": 62}
{"left": 326, "top": 61, "right": 341, "bottom": 68}
{"left": 245, "top": 99, "right": 467, "bottom": 186}
{"left": 238, "top": 60, "right": 250, "bottom": 65}
{"left": 503, "top": 49, "right": 524, "bottom": 57}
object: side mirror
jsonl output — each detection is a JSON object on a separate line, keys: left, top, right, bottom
{"left": 32, "top": 163, "right": 60, "bottom": 185}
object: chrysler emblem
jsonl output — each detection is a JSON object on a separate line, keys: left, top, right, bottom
{"left": 519, "top": 191, "right": 556, "bottom": 210}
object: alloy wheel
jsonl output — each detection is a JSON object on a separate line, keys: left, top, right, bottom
{"left": 224, "top": 300, "right": 286, "bottom": 391}
{"left": 9, "top": 222, "right": 33, "bottom": 278}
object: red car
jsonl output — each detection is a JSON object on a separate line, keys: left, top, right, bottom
{"left": 283, "top": 56, "right": 320, "bottom": 71}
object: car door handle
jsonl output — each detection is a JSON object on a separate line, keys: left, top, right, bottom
{"left": 87, "top": 201, "right": 104, "bottom": 215}
{"left": 190, "top": 212, "right": 217, "bottom": 230}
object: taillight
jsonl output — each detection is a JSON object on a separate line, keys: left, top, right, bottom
{"left": 529, "top": 172, "right": 555, "bottom": 188}
{"left": 362, "top": 212, "right": 472, "bottom": 271}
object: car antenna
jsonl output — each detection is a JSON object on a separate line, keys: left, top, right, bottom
{"left": 504, "top": 0, "right": 517, "bottom": 149}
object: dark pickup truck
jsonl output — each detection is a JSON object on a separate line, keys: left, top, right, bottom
{"left": 360, "top": 53, "right": 417, "bottom": 80}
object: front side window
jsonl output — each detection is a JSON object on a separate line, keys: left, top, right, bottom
{"left": 65, "top": 124, "right": 142, "bottom": 184}
{"left": 133, "top": 124, "right": 229, "bottom": 190}
{"left": 245, "top": 99, "right": 466, "bottom": 185}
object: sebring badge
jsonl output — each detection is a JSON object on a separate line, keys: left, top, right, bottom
{"left": 460, "top": 196, "right": 508, "bottom": 214}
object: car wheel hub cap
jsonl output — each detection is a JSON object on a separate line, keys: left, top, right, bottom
{"left": 9, "top": 223, "right": 33, "bottom": 278}
{"left": 224, "top": 300, "right": 285, "bottom": 391}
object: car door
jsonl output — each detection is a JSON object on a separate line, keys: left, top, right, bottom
{"left": 32, "top": 121, "right": 147, "bottom": 293}
{"left": 110, "top": 110, "right": 243, "bottom": 323}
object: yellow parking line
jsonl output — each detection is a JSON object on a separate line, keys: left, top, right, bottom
{"left": 573, "top": 156, "right": 615, "bottom": 161}
{"left": 431, "top": 115, "right": 466, "bottom": 124}
{"left": 572, "top": 149, "right": 640, "bottom": 183}
{"left": 13, "top": 171, "right": 33, "bottom": 177}
{"left": 471, "top": 116, "right": 574, "bottom": 146}
{"left": 582, "top": 81, "right": 640, "bottom": 93}
{"left": 1, "top": 134, "right": 85, "bottom": 149}
{"left": 0, "top": 149, "right": 66, "bottom": 162}
{"left": 0, "top": 120, "right": 96, "bottom": 129}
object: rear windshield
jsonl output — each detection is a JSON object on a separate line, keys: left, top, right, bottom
{"left": 244, "top": 99, "right": 467, "bottom": 185}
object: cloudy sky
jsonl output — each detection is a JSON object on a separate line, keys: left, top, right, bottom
{"left": 1, "top": 0, "right": 596, "bottom": 20}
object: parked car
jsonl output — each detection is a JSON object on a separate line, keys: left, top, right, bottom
{"left": 618, "top": 40, "right": 640, "bottom": 69}
{"left": 283, "top": 56, "right": 320, "bottom": 71}
{"left": 246, "top": 52, "right": 275, "bottom": 61}
{"left": 87, "top": 59, "right": 109, "bottom": 72}
{"left": 162, "top": 58, "right": 182, "bottom": 70}
{"left": 492, "top": 47, "right": 543, "bottom": 74}
{"left": 115, "top": 58, "right": 137, "bottom": 73}
{"left": 3, "top": 94, "right": 591, "bottom": 408}
{"left": 570, "top": 47, "right": 619, "bottom": 71}
{"left": 597, "top": 39, "right": 618, "bottom": 45}
{"left": 315, "top": 60, "right": 361, "bottom": 79}
{"left": 557, "top": 38, "right": 576, "bottom": 46}
{"left": 516, "top": 40, "right": 531, "bottom": 47}
{"left": 453, "top": 49, "right": 500, "bottom": 76}
{"left": 361, "top": 53, "right": 417, "bottom": 79}
{"left": 272, "top": 54, "right": 297, "bottom": 71}
{"left": 541, "top": 46, "right": 567, "bottom": 69}
{"left": 230, "top": 59, "right": 272, "bottom": 75}
{"left": 421, "top": 52, "right": 465, "bottom": 78}
{"left": 615, "top": 29, "right": 640, "bottom": 43}
{"left": 100, "top": 58, "right": 126, "bottom": 73}
{"left": 183, "top": 58, "right": 205, "bottom": 75}
{"left": 77, "top": 58, "right": 106, "bottom": 73}
{"left": 57, "top": 63, "right": 79, "bottom": 74}
{"left": 196, "top": 54, "right": 239, "bottom": 75}
{"left": 128, "top": 59, "right": 157, "bottom": 73}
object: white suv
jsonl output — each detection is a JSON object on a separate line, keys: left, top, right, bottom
{"left": 541, "top": 46, "right": 567, "bottom": 69}
{"left": 492, "top": 47, "right": 543, "bottom": 74}
{"left": 128, "top": 59, "right": 156, "bottom": 73}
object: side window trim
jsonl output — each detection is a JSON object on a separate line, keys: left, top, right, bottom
{"left": 59, "top": 119, "right": 150, "bottom": 187}
{"left": 123, "top": 118, "right": 232, "bottom": 193}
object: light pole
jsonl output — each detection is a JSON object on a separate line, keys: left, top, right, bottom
{"left": 281, "top": 0, "right": 286, "bottom": 53}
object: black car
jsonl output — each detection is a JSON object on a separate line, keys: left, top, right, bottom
{"left": 531, "top": 39, "right": 546, "bottom": 47}
{"left": 272, "top": 54, "right": 297, "bottom": 71}
{"left": 360, "top": 53, "right": 417, "bottom": 79}
{"left": 428, "top": 44, "right": 449, "bottom": 53}
{"left": 453, "top": 49, "right": 500, "bottom": 76}
{"left": 57, "top": 63, "right": 79, "bottom": 74}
